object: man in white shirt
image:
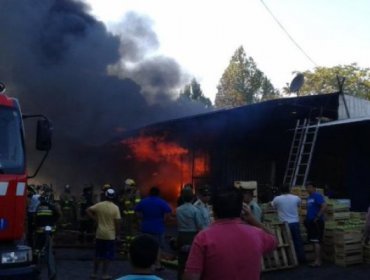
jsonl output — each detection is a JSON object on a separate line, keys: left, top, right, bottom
{"left": 26, "top": 186, "right": 41, "bottom": 247}
{"left": 271, "top": 184, "right": 305, "bottom": 263}
{"left": 193, "top": 185, "right": 212, "bottom": 229}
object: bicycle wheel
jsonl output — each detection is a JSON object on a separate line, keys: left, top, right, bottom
{"left": 46, "top": 234, "right": 57, "bottom": 280}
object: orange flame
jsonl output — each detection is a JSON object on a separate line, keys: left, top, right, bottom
{"left": 121, "top": 136, "right": 191, "bottom": 206}
{"left": 121, "top": 135, "right": 210, "bottom": 206}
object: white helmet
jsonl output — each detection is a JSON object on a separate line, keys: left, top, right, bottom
{"left": 105, "top": 188, "right": 116, "bottom": 199}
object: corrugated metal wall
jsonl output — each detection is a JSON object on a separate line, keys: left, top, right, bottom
{"left": 339, "top": 94, "right": 370, "bottom": 119}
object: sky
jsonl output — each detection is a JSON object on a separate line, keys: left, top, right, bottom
{"left": 84, "top": 0, "right": 370, "bottom": 102}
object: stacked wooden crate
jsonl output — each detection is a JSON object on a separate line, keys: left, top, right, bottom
{"left": 261, "top": 222, "right": 298, "bottom": 272}
{"left": 324, "top": 199, "right": 366, "bottom": 265}
{"left": 322, "top": 221, "right": 337, "bottom": 262}
{"left": 326, "top": 199, "right": 351, "bottom": 221}
{"left": 363, "top": 244, "right": 370, "bottom": 264}
{"left": 303, "top": 243, "right": 315, "bottom": 262}
{"left": 322, "top": 200, "right": 350, "bottom": 261}
{"left": 334, "top": 229, "right": 363, "bottom": 266}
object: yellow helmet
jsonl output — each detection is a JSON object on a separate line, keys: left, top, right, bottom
{"left": 102, "top": 183, "right": 111, "bottom": 191}
{"left": 125, "top": 179, "right": 136, "bottom": 186}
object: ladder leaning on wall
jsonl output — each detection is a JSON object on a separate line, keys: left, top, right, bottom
{"left": 283, "top": 118, "right": 321, "bottom": 188}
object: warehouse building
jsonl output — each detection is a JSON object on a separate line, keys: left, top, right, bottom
{"left": 116, "top": 92, "right": 370, "bottom": 211}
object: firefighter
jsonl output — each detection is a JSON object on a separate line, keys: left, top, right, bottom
{"left": 120, "top": 178, "right": 141, "bottom": 255}
{"left": 34, "top": 194, "right": 60, "bottom": 258}
{"left": 78, "top": 185, "right": 94, "bottom": 243}
{"left": 59, "top": 184, "right": 76, "bottom": 229}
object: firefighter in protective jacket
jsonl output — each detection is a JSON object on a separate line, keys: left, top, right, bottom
{"left": 34, "top": 195, "right": 60, "bottom": 255}
{"left": 120, "top": 178, "right": 141, "bottom": 254}
{"left": 59, "top": 184, "right": 76, "bottom": 228}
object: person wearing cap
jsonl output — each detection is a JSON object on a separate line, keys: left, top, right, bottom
{"left": 100, "top": 183, "right": 112, "bottom": 202}
{"left": 87, "top": 188, "right": 121, "bottom": 280}
{"left": 193, "top": 185, "right": 212, "bottom": 229}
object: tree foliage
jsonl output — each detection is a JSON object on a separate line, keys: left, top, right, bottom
{"left": 178, "top": 78, "right": 212, "bottom": 108}
{"left": 215, "top": 46, "right": 279, "bottom": 108}
{"left": 285, "top": 64, "right": 370, "bottom": 99}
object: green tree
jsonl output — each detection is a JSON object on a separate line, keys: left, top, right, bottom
{"left": 215, "top": 46, "right": 279, "bottom": 108}
{"left": 285, "top": 64, "right": 370, "bottom": 99}
{"left": 178, "top": 78, "right": 212, "bottom": 108}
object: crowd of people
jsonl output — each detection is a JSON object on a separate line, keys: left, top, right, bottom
{"left": 25, "top": 180, "right": 370, "bottom": 280}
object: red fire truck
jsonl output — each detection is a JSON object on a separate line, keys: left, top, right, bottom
{"left": 0, "top": 82, "right": 52, "bottom": 279}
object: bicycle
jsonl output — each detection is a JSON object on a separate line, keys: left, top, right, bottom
{"left": 34, "top": 225, "right": 57, "bottom": 280}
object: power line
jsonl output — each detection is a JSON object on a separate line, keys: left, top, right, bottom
{"left": 260, "top": 0, "right": 318, "bottom": 67}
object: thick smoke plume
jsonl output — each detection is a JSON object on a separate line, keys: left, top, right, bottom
{"left": 0, "top": 0, "right": 210, "bottom": 191}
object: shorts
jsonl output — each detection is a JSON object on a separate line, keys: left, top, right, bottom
{"left": 143, "top": 232, "right": 166, "bottom": 249}
{"left": 304, "top": 219, "right": 324, "bottom": 243}
{"left": 95, "top": 239, "right": 115, "bottom": 260}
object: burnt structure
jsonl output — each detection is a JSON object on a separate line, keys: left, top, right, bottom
{"left": 117, "top": 92, "right": 370, "bottom": 211}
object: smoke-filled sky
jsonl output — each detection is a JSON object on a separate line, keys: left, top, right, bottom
{"left": 86, "top": 0, "right": 370, "bottom": 101}
{"left": 0, "top": 0, "right": 210, "bottom": 188}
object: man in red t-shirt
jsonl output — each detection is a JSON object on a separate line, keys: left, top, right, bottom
{"left": 184, "top": 188, "right": 277, "bottom": 280}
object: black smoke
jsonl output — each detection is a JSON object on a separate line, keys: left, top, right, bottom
{"left": 0, "top": 0, "right": 211, "bottom": 190}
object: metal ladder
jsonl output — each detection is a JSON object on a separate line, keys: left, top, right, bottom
{"left": 283, "top": 118, "right": 321, "bottom": 187}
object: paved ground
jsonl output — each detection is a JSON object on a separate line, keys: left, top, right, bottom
{"left": 47, "top": 248, "right": 175, "bottom": 280}
{"left": 262, "top": 263, "right": 370, "bottom": 280}
{"left": 46, "top": 248, "right": 370, "bottom": 280}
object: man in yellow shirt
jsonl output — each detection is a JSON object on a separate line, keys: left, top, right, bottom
{"left": 87, "top": 188, "right": 121, "bottom": 280}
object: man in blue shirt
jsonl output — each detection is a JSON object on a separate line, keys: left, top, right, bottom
{"left": 304, "top": 182, "right": 327, "bottom": 267}
{"left": 134, "top": 186, "right": 172, "bottom": 271}
{"left": 176, "top": 188, "right": 203, "bottom": 279}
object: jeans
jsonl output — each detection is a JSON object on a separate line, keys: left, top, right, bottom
{"left": 288, "top": 222, "right": 306, "bottom": 263}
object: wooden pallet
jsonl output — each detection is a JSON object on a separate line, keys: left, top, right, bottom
{"left": 327, "top": 212, "right": 351, "bottom": 221}
{"left": 303, "top": 243, "right": 315, "bottom": 262}
{"left": 334, "top": 231, "right": 362, "bottom": 244}
{"left": 363, "top": 244, "right": 370, "bottom": 264}
{"left": 262, "top": 223, "right": 298, "bottom": 272}
{"left": 335, "top": 252, "right": 363, "bottom": 267}
{"left": 335, "top": 242, "right": 363, "bottom": 254}
{"left": 350, "top": 212, "right": 367, "bottom": 220}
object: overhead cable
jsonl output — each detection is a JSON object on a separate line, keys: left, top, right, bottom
{"left": 260, "top": 0, "right": 318, "bottom": 67}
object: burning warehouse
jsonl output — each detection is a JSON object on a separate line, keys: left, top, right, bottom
{"left": 110, "top": 91, "right": 370, "bottom": 211}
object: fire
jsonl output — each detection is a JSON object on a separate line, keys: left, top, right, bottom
{"left": 122, "top": 135, "right": 193, "bottom": 205}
